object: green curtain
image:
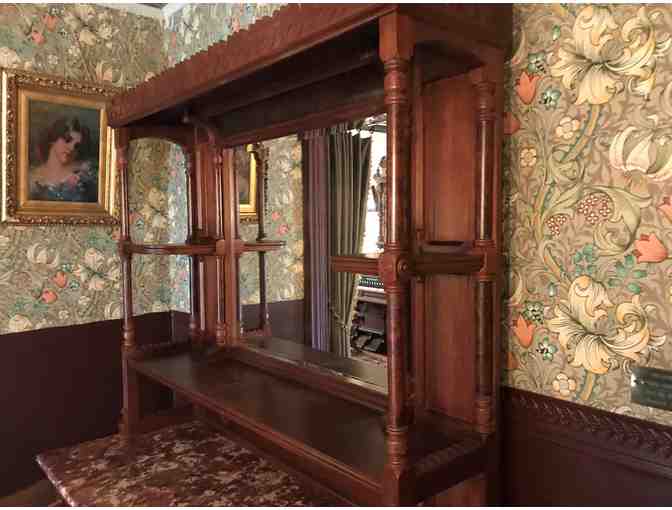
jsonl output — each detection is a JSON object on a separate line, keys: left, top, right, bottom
{"left": 329, "top": 124, "right": 372, "bottom": 357}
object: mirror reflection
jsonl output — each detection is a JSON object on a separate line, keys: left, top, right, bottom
{"left": 236, "top": 116, "right": 388, "bottom": 391}
{"left": 128, "top": 139, "right": 188, "bottom": 245}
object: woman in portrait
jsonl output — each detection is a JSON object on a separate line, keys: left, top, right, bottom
{"left": 29, "top": 117, "right": 98, "bottom": 203}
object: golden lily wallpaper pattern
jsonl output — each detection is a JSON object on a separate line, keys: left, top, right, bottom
{"left": 0, "top": 4, "right": 169, "bottom": 334}
{"left": 504, "top": 4, "right": 672, "bottom": 425}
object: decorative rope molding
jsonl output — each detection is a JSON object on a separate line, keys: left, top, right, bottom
{"left": 504, "top": 387, "right": 672, "bottom": 465}
{"left": 414, "top": 437, "right": 484, "bottom": 478}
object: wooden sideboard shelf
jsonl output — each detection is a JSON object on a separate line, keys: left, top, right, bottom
{"left": 122, "top": 242, "right": 217, "bottom": 256}
{"left": 331, "top": 253, "right": 381, "bottom": 276}
{"left": 128, "top": 349, "right": 485, "bottom": 506}
{"left": 331, "top": 251, "right": 487, "bottom": 277}
{"left": 119, "top": 240, "right": 285, "bottom": 256}
{"left": 241, "top": 240, "right": 287, "bottom": 252}
{"left": 90, "top": 4, "right": 512, "bottom": 506}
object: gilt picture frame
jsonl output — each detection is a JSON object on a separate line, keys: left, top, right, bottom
{"left": 1, "top": 67, "right": 118, "bottom": 225}
{"left": 236, "top": 143, "right": 260, "bottom": 223}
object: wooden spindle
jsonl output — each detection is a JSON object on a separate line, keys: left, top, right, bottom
{"left": 471, "top": 76, "right": 496, "bottom": 242}
{"left": 220, "top": 147, "right": 241, "bottom": 343}
{"left": 380, "top": 53, "right": 413, "bottom": 505}
{"left": 185, "top": 149, "right": 200, "bottom": 341}
{"left": 213, "top": 145, "right": 227, "bottom": 346}
{"left": 470, "top": 70, "right": 497, "bottom": 435}
{"left": 475, "top": 279, "right": 494, "bottom": 434}
{"left": 116, "top": 128, "right": 138, "bottom": 437}
{"left": 116, "top": 130, "right": 135, "bottom": 353}
{"left": 252, "top": 144, "right": 271, "bottom": 335}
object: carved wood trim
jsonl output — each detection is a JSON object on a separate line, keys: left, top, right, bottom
{"left": 108, "top": 4, "right": 392, "bottom": 127}
{"left": 504, "top": 387, "right": 672, "bottom": 470}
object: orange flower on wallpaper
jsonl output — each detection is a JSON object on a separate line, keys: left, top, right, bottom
{"left": 513, "top": 315, "right": 535, "bottom": 348}
{"left": 40, "top": 289, "right": 58, "bottom": 304}
{"left": 43, "top": 14, "right": 57, "bottom": 31}
{"left": 503, "top": 111, "right": 521, "bottom": 136}
{"left": 52, "top": 271, "right": 67, "bottom": 289}
{"left": 515, "top": 71, "right": 540, "bottom": 105}
{"left": 634, "top": 233, "right": 668, "bottom": 263}
{"left": 658, "top": 197, "right": 672, "bottom": 222}
{"left": 30, "top": 29, "right": 45, "bottom": 45}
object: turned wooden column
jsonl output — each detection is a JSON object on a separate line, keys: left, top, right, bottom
{"left": 185, "top": 149, "right": 200, "bottom": 340}
{"left": 117, "top": 130, "right": 135, "bottom": 354}
{"left": 470, "top": 71, "right": 497, "bottom": 436}
{"left": 380, "top": 54, "right": 413, "bottom": 506}
{"left": 252, "top": 144, "right": 271, "bottom": 334}
{"left": 213, "top": 144, "right": 228, "bottom": 346}
{"left": 116, "top": 128, "right": 140, "bottom": 436}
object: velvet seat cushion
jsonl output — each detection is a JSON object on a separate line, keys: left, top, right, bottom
{"left": 37, "top": 421, "right": 338, "bottom": 506}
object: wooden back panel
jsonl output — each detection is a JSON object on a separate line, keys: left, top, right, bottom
{"left": 416, "top": 73, "right": 477, "bottom": 425}
{"left": 423, "top": 74, "right": 476, "bottom": 242}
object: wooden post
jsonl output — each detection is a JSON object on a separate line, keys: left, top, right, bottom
{"left": 116, "top": 128, "right": 140, "bottom": 436}
{"left": 470, "top": 70, "right": 497, "bottom": 437}
{"left": 213, "top": 144, "right": 228, "bottom": 346}
{"left": 379, "top": 12, "right": 414, "bottom": 505}
{"left": 185, "top": 149, "right": 200, "bottom": 341}
{"left": 117, "top": 129, "right": 135, "bottom": 354}
{"left": 221, "top": 147, "right": 241, "bottom": 343}
{"left": 252, "top": 144, "right": 271, "bottom": 335}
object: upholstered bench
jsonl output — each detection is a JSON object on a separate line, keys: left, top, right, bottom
{"left": 36, "top": 421, "right": 338, "bottom": 506}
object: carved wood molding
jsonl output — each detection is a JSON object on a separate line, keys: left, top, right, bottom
{"left": 414, "top": 437, "right": 483, "bottom": 478}
{"left": 108, "top": 4, "right": 391, "bottom": 127}
{"left": 504, "top": 387, "right": 672, "bottom": 469}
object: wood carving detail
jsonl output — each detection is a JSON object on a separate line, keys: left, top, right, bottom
{"left": 378, "top": 251, "right": 412, "bottom": 289}
{"left": 505, "top": 388, "right": 672, "bottom": 462}
{"left": 414, "top": 437, "right": 483, "bottom": 477}
{"left": 107, "top": 4, "right": 389, "bottom": 127}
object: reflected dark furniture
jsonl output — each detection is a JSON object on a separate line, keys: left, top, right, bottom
{"left": 104, "top": 4, "right": 510, "bottom": 506}
{"left": 351, "top": 277, "right": 387, "bottom": 358}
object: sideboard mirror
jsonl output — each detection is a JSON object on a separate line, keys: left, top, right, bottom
{"left": 234, "top": 116, "right": 389, "bottom": 393}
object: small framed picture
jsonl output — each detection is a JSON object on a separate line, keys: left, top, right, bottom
{"left": 236, "top": 143, "right": 260, "bottom": 222}
{"left": 1, "top": 67, "right": 118, "bottom": 225}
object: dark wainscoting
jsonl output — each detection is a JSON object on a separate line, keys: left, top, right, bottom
{"left": 243, "top": 299, "right": 306, "bottom": 342}
{"left": 12, "top": 310, "right": 670, "bottom": 505}
{"left": 502, "top": 387, "right": 672, "bottom": 506}
{"left": 0, "top": 312, "right": 173, "bottom": 497}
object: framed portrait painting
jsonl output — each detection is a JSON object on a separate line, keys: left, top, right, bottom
{"left": 1, "top": 68, "right": 118, "bottom": 225}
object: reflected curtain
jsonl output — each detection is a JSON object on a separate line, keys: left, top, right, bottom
{"left": 301, "top": 129, "right": 330, "bottom": 351}
{"left": 329, "top": 124, "right": 372, "bottom": 357}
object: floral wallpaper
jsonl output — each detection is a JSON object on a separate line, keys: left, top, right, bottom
{"left": 504, "top": 4, "right": 672, "bottom": 426}
{"left": 164, "top": 4, "right": 303, "bottom": 310}
{"left": 7, "top": 2, "right": 670, "bottom": 427}
{"left": 0, "top": 4, "right": 171, "bottom": 334}
{"left": 239, "top": 136, "right": 304, "bottom": 305}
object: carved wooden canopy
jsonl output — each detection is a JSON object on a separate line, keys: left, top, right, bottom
{"left": 107, "top": 3, "right": 512, "bottom": 132}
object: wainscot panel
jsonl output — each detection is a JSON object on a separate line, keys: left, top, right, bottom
{"left": 503, "top": 387, "right": 672, "bottom": 506}
{"left": 172, "top": 300, "right": 306, "bottom": 345}
{"left": 0, "top": 312, "right": 173, "bottom": 497}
